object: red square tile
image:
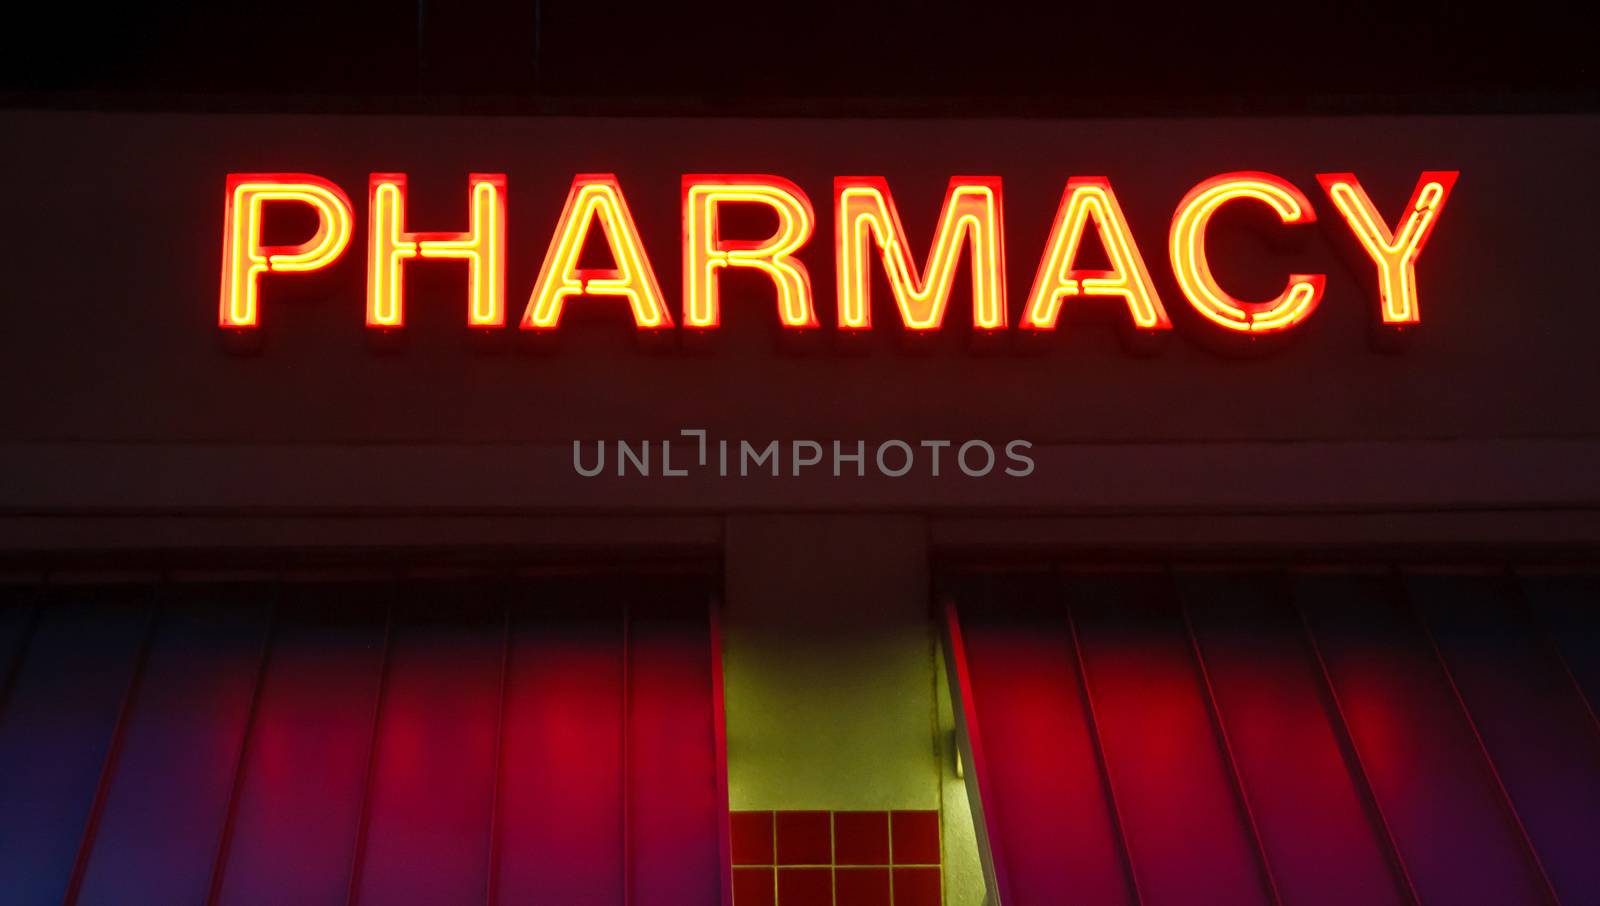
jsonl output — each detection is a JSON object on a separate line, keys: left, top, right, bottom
{"left": 732, "top": 811, "right": 776, "bottom": 865}
{"left": 734, "top": 867, "right": 776, "bottom": 906}
{"left": 833, "top": 811, "right": 890, "bottom": 865}
{"left": 890, "top": 811, "right": 940, "bottom": 865}
{"left": 836, "top": 867, "right": 891, "bottom": 906}
{"left": 776, "top": 810, "right": 832, "bottom": 865}
{"left": 892, "top": 867, "right": 941, "bottom": 906}
{"left": 777, "top": 867, "right": 832, "bottom": 906}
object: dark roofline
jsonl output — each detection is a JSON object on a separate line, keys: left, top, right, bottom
{"left": 5, "top": 89, "right": 1599, "bottom": 119}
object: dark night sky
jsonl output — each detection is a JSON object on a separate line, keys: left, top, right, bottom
{"left": 1, "top": 1, "right": 1593, "bottom": 113}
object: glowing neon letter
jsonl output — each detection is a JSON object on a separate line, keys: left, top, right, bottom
{"left": 1169, "top": 172, "right": 1325, "bottom": 334}
{"left": 522, "top": 174, "right": 671, "bottom": 331}
{"left": 1021, "top": 177, "right": 1169, "bottom": 332}
{"left": 683, "top": 176, "right": 816, "bottom": 329}
{"left": 1317, "top": 171, "right": 1457, "bottom": 326}
{"left": 218, "top": 174, "right": 354, "bottom": 329}
{"left": 367, "top": 173, "right": 507, "bottom": 329}
{"left": 835, "top": 177, "right": 1006, "bottom": 332}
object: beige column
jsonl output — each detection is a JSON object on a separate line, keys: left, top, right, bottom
{"left": 721, "top": 514, "right": 984, "bottom": 906}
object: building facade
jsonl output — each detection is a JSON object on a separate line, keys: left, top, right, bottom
{"left": 1, "top": 109, "right": 1597, "bottom": 905}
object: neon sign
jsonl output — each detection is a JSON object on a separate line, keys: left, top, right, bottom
{"left": 836, "top": 177, "right": 1007, "bottom": 333}
{"left": 1021, "top": 177, "right": 1168, "bottom": 334}
{"left": 684, "top": 175, "right": 817, "bottom": 330}
{"left": 522, "top": 174, "right": 672, "bottom": 332}
{"left": 367, "top": 173, "right": 506, "bottom": 329}
{"left": 218, "top": 174, "right": 354, "bottom": 330}
{"left": 1170, "top": 172, "right": 1325, "bottom": 335}
{"left": 218, "top": 170, "right": 1456, "bottom": 342}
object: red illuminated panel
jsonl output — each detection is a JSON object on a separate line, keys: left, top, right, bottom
{"left": 1409, "top": 572, "right": 1600, "bottom": 903}
{"left": 0, "top": 580, "right": 729, "bottom": 906}
{"left": 1295, "top": 572, "right": 1557, "bottom": 904}
{"left": 218, "top": 174, "right": 354, "bottom": 329}
{"left": 1068, "top": 572, "right": 1273, "bottom": 906}
{"left": 349, "top": 596, "right": 503, "bottom": 906}
{"left": 211, "top": 592, "right": 388, "bottom": 906}
{"left": 948, "top": 576, "right": 1135, "bottom": 906}
{"left": 522, "top": 174, "right": 672, "bottom": 331}
{"left": 1317, "top": 172, "right": 1457, "bottom": 327}
{"left": 835, "top": 177, "right": 1006, "bottom": 332}
{"left": 1169, "top": 172, "right": 1325, "bottom": 334}
{"left": 1178, "top": 573, "right": 1411, "bottom": 906}
{"left": 1021, "top": 178, "right": 1170, "bottom": 333}
{"left": 1522, "top": 574, "right": 1600, "bottom": 735}
{"left": 0, "top": 595, "right": 151, "bottom": 904}
{"left": 367, "top": 173, "right": 507, "bottom": 329}
{"left": 73, "top": 600, "right": 272, "bottom": 906}
{"left": 683, "top": 176, "right": 817, "bottom": 329}
{"left": 627, "top": 590, "right": 723, "bottom": 906}
{"left": 494, "top": 593, "right": 625, "bottom": 904}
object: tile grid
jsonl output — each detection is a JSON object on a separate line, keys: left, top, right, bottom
{"left": 731, "top": 810, "right": 941, "bottom": 906}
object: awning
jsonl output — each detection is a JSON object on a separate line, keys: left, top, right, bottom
{"left": 946, "top": 569, "right": 1600, "bottom": 906}
{"left": 0, "top": 574, "right": 727, "bottom": 906}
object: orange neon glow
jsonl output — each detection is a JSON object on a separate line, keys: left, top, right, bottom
{"left": 521, "top": 174, "right": 671, "bottom": 330}
{"left": 1169, "top": 172, "right": 1325, "bottom": 334}
{"left": 835, "top": 177, "right": 1006, "bottom": 331}
{"left": 1021, "top": 178, "right": 1170, "bottom": 332}
{"left": 682, "top": 176, "right": 816, "bottom": 328}
{"left": 1317, "top": 171, "right": 1457, "bottom": 326}
{"left": 367, "top": 173, "right": 507, "bottom": 329}
{"left": 218, "top": 174, "right": 354, "bottom": 328}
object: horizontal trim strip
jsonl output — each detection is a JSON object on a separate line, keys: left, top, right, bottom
{"left": 1, "top": 440, "right": 1596, "bottom": 514}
